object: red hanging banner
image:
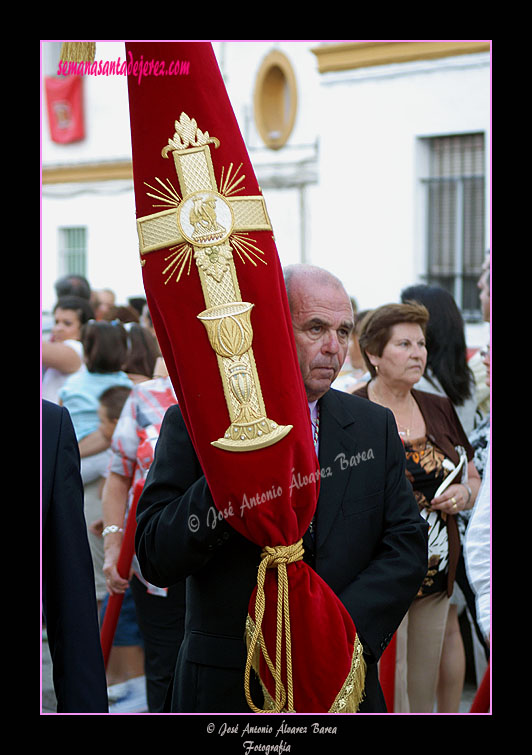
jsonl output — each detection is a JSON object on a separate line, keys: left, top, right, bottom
{"left": 100, "top": 481, "right": 144, "bottom": 667}
{"left": 126, "top": 41, "right": 365, "bottom": 712}
{"left": 44, "top": 75, "right": 85, "bottom": 144}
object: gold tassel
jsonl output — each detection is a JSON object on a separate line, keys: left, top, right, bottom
{"left": 244, "top": 540, "right": 304, "bottom": 713}
{"left": 60, "top": 42, "right": 96, "bottom": 63}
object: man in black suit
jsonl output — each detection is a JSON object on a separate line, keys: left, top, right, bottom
{"left": 135, "top": 265, "right": 428, "bottom": 712}
{"left": 42, "top": 400, "right": 108, "bottom": 713}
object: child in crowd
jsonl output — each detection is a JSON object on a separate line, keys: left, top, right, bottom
{"left": 58, "top": 320, "right": 133, "bottom": 461}
{"left": 84, "top": 385, "right": 133, "bottom": 612}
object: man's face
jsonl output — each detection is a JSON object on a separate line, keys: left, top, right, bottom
{"left": 290, "top": 280, "right": 354, "bottom": 401}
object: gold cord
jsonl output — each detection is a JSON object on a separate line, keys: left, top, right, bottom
{"left": 244, "top": 539, "right": 304, "bottom": 712}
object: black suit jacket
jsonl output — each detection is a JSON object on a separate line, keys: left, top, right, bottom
{"left": 42, "top": 400, "right": 108, "bottom": 713}
{"left": 135, "top": 388, "right": 428, "bottom": 713}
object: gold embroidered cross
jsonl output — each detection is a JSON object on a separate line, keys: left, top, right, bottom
{"left": 137, "top": 113, "right": 292, "bottom": 452}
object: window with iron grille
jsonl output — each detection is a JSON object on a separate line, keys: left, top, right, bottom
{"left": 58, "top": 226, "right": 87, "bottom": 278}
{"left": 421, "top": 133, "right": 486, "bottom": 320}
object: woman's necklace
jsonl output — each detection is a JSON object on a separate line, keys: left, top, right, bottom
{"left": 396, "top": 399, "right": 415, "bottom": 439}
{"left": 370, "top": 381, "right": 415, "bottom": 438}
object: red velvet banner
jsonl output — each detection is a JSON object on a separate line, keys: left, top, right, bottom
{"left": 44, "top": 75, "right": 85, "bottom": 143}
{"left": 379, "top": 632, "right": 397, "bottom": 712}
{"left": 470, "top": 664, "right": 490, "bottom": 713}
{"left": 126, "top": 41, "right": 364, "bottom": 712}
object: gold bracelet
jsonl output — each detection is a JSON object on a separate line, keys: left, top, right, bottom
{"left": 102, "top": 524, "right": 124, "bottom": 537}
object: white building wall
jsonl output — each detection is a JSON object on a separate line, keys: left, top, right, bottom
{"left": 41, "top": 42, "right": 490, "bottom": 345}
{"left": 213, "top": 41, "right": 321, "bottom": 268}
{"left": 42, "top": 41, "right": 139, "bottom": 312}
{"left": 41, "top": 182, "right": 141, "bottom": 312}
{"left": 313, "top": 53, "right": 490, "bottom": 314}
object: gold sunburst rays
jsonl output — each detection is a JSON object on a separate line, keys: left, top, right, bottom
{"left": 144, "top": 177, "right": 181, "bottom": 209}
{"left": 219, "top": 162, "right": 246, "bottom": 198}
{"left": 163, "top": 242, "right": 193, "bottom": 285}
{"left": 230, "top": 233, "right": 267, "bottom": 267}
{"left": 143, "top": 161, "right": 268, "bottom": 284}
{"left": 219, "top": 164, "right": 268, "bottom": 268}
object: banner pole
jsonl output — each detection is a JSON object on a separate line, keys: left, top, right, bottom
{"left": 100, "top": 481, "right": 144, "bottom": 667}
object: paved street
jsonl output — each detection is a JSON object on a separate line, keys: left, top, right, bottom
{"left": 41, "top": 633, "right": 147, "bottom": 713}
{"left": 41, "top": 634, "right": 56, "bottom": 713}
{"left": 41, "top": 633, "right": 479, "bottom": 714}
